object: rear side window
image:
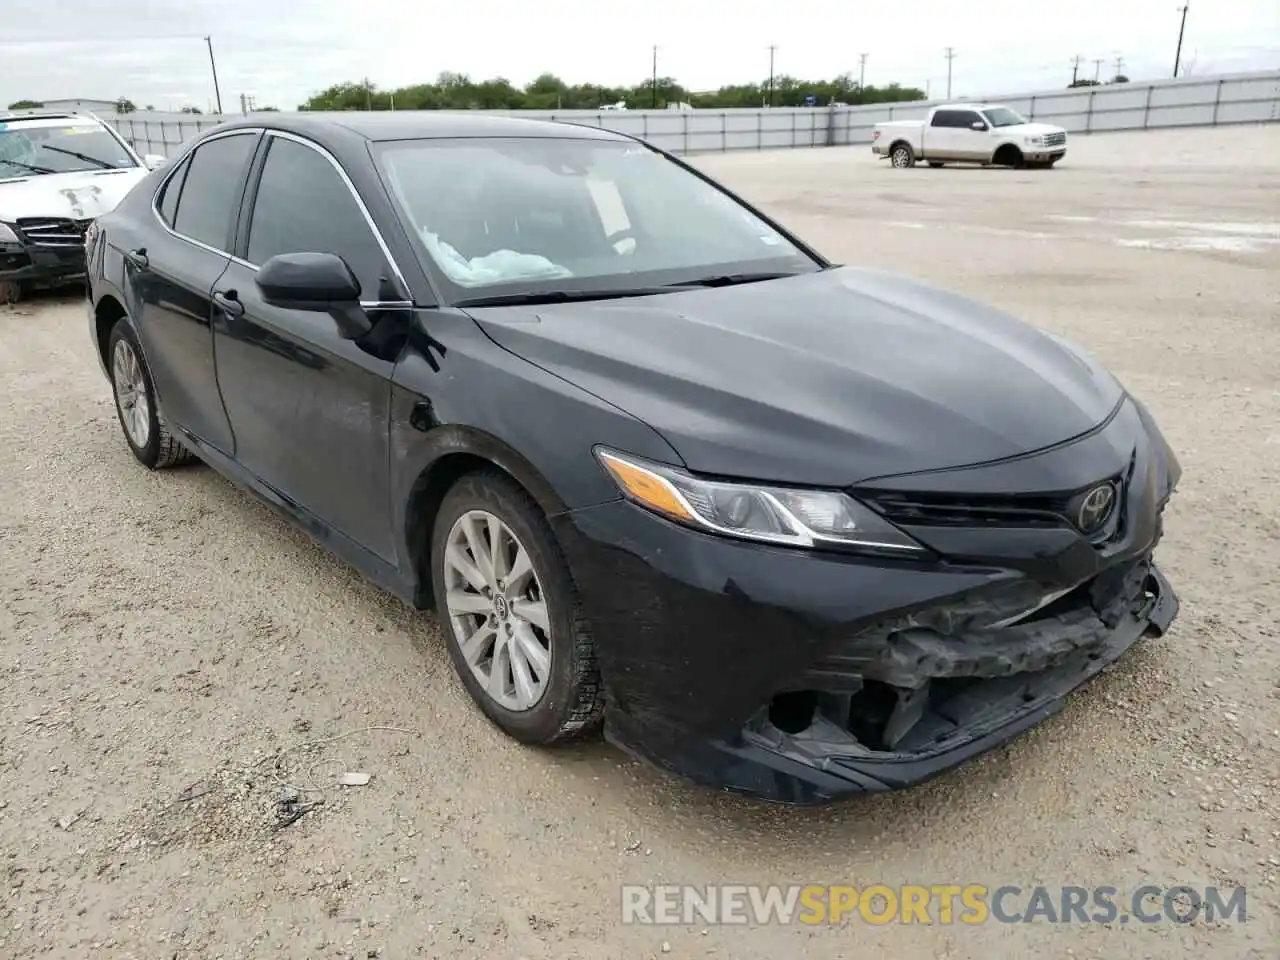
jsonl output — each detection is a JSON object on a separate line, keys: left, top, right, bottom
{"left": 155, "top": 156, "right": 190, "bottom": 226}
{"left": 931, "top": 111, "right": 958, "bottom": 127}
{"left": 172, "top": 133, "right": 257, "bottom": 251}
{"left": 246, "top": 136, "right": 387, "bottom": 297}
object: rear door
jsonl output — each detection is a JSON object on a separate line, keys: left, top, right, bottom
{"left": 210, "top": 132, "right": 409, "bottom": 560}
{"left": 926, "top": 110, "right": 968, "bottom": 158}
{"left": 130, "top": 130, "right": 261, "bottom": 454}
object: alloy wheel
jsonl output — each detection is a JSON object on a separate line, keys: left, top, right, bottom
{"left": 891, "top": 146, "right": 911, "bottom": 168}
{"left": 112, "top": 338, "right": 151, "bottom": 448}
{"left": 443, "top": 509, "right": 553, "bottom": 712}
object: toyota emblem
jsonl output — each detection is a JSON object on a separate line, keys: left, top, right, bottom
{"left": 1076, "top": 483, "right": 1117, "bottom": 534}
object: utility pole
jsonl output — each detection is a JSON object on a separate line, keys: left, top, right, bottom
{"left": 1114, "top": 55, "right": 1125, "bottom": 79}
{"left": 1071, "top": 54, "right": 1083, "bottom": 85}
{"left": 858, "top": 52, "right": 868, "bottom": 89}
{"left": 651, "top": 45, "right": 658, "bottom": 109}
{"left": 1092, "top": 58, "right": 1104, "bottom": 83}
{"left": 364, "top": 77, "right": 372, "bottom": 110}
{"left": 1174, "top": 3, "right": 1190, "bottom": 77}
{"left": 239, "top": 92, "right": 247, "bottom": 115}
{"left": 944, "top": 47, "right": 956, "bottom": 99}
{"left": 204, "top": 36, "right": 223, "bottom": 115}
{"left": 767, "top": 44, "right": 777, "bottom": 107}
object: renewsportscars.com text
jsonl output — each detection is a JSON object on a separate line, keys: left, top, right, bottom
{"left": 620, "top": 884, "right": 1247, "bottom": 926}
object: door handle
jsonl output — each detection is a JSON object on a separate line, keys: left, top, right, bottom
{"left": 213, "top": 290, "right": 244, "bottom": 318}
{"left": 124, "top": 248, "right": 149, "bottom": 271}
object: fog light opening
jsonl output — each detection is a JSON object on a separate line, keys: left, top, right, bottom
{"left": 768, "top": 690, "right": 819, "bottom": 734}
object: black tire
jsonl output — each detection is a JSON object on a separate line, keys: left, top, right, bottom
{"left": 106, "top": 317, "right": 196, "bottom": 470}
{"left": 431, "top": 469, "right": 604, "bottom": 745}
{"left": 0, "top": 279, "right": 25, "bottom": 305}
{"left": 889, "top": 142, "right": 916, "bottom": 168}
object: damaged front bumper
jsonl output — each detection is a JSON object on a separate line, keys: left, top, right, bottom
{"left": 553, "top": 396, "right": 1182, "bottom": 805}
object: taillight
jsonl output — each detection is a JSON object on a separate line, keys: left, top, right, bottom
{"left": 872, "top": 130, "right": 881, "bottom": 140}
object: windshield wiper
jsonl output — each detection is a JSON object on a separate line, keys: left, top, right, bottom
{"left": 39, "top": 145, "right": 124, "bottom": 170}
{"left": 668, "top": 271, "right": 801, "bottom": 288}
{"left": 0, "top": 160, "right": 58, "bottom": 175}
{"left": 454, "top": 287, "right": 676, "bottom": 308}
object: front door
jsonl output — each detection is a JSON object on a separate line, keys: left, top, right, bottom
{"left": 211, "top": 132, "right": 407, "bottom": 561}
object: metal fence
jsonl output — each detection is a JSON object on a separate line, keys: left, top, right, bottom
{"left": 112, "top": 69, "right": 1280, "bottom": 159}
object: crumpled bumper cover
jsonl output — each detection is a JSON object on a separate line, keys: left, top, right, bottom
{"left": 0, "top": 240, "right": 86, "bottom": 282}
{"left": 601, "top": 562, "right": 1177, "bottom": 805}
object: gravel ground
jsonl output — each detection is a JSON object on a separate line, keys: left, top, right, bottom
{"left": 1, "top": 125, "right": 1277, "bottom": 960}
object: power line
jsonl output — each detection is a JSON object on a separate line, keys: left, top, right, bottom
{"left": 944, "top": 47, "right": 956, "bottom": 99}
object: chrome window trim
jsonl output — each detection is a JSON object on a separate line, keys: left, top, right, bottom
{"left": 150, "top": 126, "right": 265, "bottom": 259}
{"left": 149, "top": 127, "right": 412, "bottom": 305}
{"left": 245, "top": 130, "right": 411, "bottom": 295}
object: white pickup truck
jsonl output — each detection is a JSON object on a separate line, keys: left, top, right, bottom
{"left": 872, "top": 103, "right": 1067, "bottom": 169}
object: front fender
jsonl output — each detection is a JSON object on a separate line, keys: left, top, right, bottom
{"left": 388, "top": 309, "right": 683, "bottom": 604}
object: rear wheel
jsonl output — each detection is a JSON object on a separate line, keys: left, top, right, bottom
{"left": 890, "top": 143, "right": 916, "bottom": 168}
{"left": 107, "top": 318, "right": 195, "bottom": 469}
{"left": 431, "top": 470, "right": 604, "bottom": 745}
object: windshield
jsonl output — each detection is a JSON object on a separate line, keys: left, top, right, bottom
{"left": 982, "top": 107, "right": 1027, "bottom": 128}
{"left": 0, "top": 118, "right": 138, "bottom": 180}
{"left": 374, "top": 137, "right": 821, "bottom": 300}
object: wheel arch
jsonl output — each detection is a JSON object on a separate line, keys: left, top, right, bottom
{"left": 889, "top": 139, "right": 914, "bottom": 158}
{"left": 94, "top": 294, "right": 128, "bottom": 369}
{"left": 992, "top": 142, "right": 1023, "bottom": 166}
{"left": 401, "top": 425, "right": 574, "bottom": 610}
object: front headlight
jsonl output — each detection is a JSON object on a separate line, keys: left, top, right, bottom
{"left": 0, "top": 222, "right": 19, "bottom": 244}
{"left": 1025, "top": 136, "right": 1045, "bottom": 146}
{"left": 595, "top": 448, "right": 926, "bottom": 554}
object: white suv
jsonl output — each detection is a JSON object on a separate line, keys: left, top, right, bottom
{"left": 0, "top": 111, "right": 164, "bottom": 302}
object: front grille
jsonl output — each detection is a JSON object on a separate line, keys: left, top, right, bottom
{"left": 1043, "top": 132, "right": 1066, "bottom": 147}
{"left": 16, "top": 217, "right": 92, "bottom": 248}
{"left": 861, "top": 468, "right": 1129, "bottom": 543}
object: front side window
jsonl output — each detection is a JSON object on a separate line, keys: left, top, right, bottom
{"left": 246, "top": 136, "right": 388, "bottom": 298}
{"left": 375, "top": 137, "right": 819, "bottom": 298}
{"left": 172, "top": 133, "right": 257, "bottom": 251}
{"left": 982, "top": 107, "right": 1027, "bottom": 128}
{"left": 0, "top": 118, "right": 138, "bottom": 181}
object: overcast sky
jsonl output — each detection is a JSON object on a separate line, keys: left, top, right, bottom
{"left": 2, "top": 0, "right": 1276, "bottom": 111}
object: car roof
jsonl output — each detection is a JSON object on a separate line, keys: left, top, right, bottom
{"left": 214, "top": 111, "right": 633, "bottom": 144}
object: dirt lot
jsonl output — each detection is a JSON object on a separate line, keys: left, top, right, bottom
{"left": 1, "top": 125, "right": 1277, "bottom": 959}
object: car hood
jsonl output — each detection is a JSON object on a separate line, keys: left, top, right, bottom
{"left": 468, "top": 267, "right": 1124, "bottom": 487}
{"left": 1004, "top": 122, "right": 1065, "bottom": 137}
{"left": 0, "top": 168, "right": 148, "bottom": 221}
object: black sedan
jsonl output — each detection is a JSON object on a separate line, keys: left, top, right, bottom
{"left": 84, "top": 112, "right": 1181, "bottom": 804}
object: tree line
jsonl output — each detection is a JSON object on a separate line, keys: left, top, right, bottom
{"left": 295, "top": 72, "right": 927, "bottom": 112}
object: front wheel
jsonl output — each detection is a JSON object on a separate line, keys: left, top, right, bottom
{"left": 890, "top": 143, "right": 916, "bottom": 168}
{"left": 107, "top": 318, "right": 196, "bottom": 469}
{"left": 431, "top": 470, "right": 604, "bottom": 745}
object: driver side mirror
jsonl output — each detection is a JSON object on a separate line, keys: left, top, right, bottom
{"left": 255, "top": 251, "right": 371, "bottom": 339}
{"left": 970, "top": 120, "right": 989, "bottom": 131}
{"left": 143, "top": 154, "right": 167, "bottom": 170}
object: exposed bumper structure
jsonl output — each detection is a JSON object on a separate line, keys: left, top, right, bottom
{"left": 553, "top": 396, "right": 1181, "bottom": 804}
{"left": 1, "top": 219, "right": 90, "bottom": 285}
